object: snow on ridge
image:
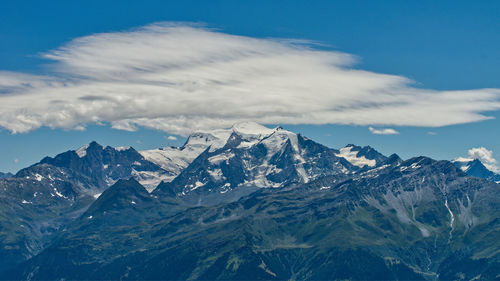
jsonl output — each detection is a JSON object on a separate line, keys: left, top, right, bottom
{"left": 189, "top": 130, "right": 231, "bottom": 152}
{"left": 140, "top": 122, "right": 281, "bottom": 173}
{"left": 76, "top": 144, "right": 89, "bottom": 158}
{"left": 231, "top": 122, "right": 275, "bottom": 138}
{"left": 336, "top": 146, "right": 376, "bottom": 168}
{"left": 459, "top": 165, "right": 470, "bottom": 172}
{"left": 140, "top": 122, "right": 300, "bottom": 189}
{"left": 140, "top": 145, "right": 206, "bottom": 174}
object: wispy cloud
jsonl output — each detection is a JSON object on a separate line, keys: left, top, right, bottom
{"left": 0, "top": 22, "right": 499, "bottom": 135}
{"left": 166, "top": 136, "right": 178, "bottom": 141}
{"left": 369, "top": 127, "right": 399, "bottom": 135}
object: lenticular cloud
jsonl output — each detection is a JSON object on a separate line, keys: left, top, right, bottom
{"left": 0, "top": 22, "right": 499, "bottom": 135}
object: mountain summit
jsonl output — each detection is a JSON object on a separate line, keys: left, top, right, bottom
{"left": 452, "top": 157, "right": 500, "bottom": 183}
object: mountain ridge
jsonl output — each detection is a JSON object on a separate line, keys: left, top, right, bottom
{"left": 0, "top": 122, "right": 498, "bottom": 280}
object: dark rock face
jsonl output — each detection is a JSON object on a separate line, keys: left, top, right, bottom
{"left": 0, "top": 125, "right": 499, "bottom": 280}
{"left": 39, "top": 141, "right": 167, "bottom": 190}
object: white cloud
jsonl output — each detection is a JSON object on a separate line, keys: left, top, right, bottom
{"left": 13, "top": 158, "right": 19, "bottom": 164}
{"left": 369, "top": 127, "right": 399, "bottom": 135}
{"left": 467, "top": 147, "right": 499, "bottom": 173}
{"left": 427, "top": 131, "right": 437, "bottom": 135}
{"left": 167, "top": 136, "right": 178, "bottom": 141}
{"left": 0, "top": 22, "right": 500, "bottom": 135}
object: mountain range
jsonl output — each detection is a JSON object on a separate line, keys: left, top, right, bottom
{"left": 0, "top": 122, "right": 498, "bottom": 280}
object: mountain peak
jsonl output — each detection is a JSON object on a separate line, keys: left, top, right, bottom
{"left": 85, "top": 178, "right": 151, "bottom": 214}
{"left": 76, "top": 141, "right": 103, "bottom": 158}
{"left": 181, "top": 122, "right": 279, "bottom": 152}
{"left": 230, "top": 122, "right": 275, "bottom": 137}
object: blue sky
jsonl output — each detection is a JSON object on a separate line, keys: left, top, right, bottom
{"left": 1, "top": 0, "right": 499, "bottom": 172}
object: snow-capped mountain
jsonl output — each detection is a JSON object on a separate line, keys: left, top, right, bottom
{"left": 154, "top": 122, "right": 393, "bottom": 203}
{"left": 139, "top": 128, "right": 233, "bottom": 184}
{"left": 452, "top": 157, "right": 500, "bottom": 183}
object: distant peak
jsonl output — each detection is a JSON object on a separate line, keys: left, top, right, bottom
{"left": 230, "top": 122, "right": 275, "bottom": 138}
{"left": 107, "top": 177, "right": 148, "bottom": 195}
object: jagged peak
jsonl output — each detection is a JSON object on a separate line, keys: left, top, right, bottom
{"left": 75, "top": 141, "right": 139, "bottom": 158}
{"left": 76, "top": 141, "right": 102, "bottom": 157}
{"left": 452, "top": 157, "right": 495, "bottom": 173}
{"left": 385, "top": 153, "right": 403, "bottom": 164}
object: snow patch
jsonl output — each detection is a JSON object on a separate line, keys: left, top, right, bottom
{"left": 76, "top": 144, "right": 89, "bottom": 158}
{"left": 189, "top": 181, "right": 205, "bottom": 191}
{"left": 410, "top": 162, "right": 421, "bottom": 169}
{"left": 336, "top": 146, "right": 376, "bottom": 168}
{"left": 208, "top": 152, "right": 235, "bottom": 164}
{"left": 34, "top": 174, "right": 43, "bottom": 182}
{"left": 208, "top": 168, "right": 224, "bottom": 181}
{"left": 53, "top": 188, "right": 65, "bottom": 198}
